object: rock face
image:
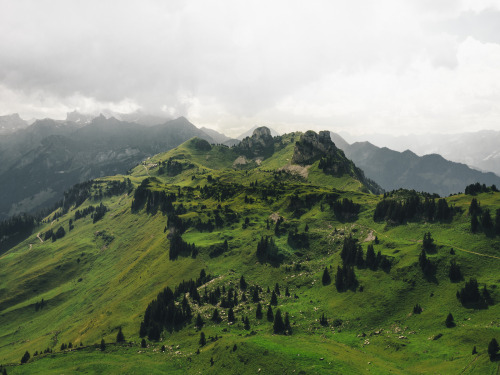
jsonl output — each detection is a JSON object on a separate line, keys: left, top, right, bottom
{"left": 237, "top": 126, "right": 275, "bottom": 158}
{"left": 292, "top": 130, "right": 338, "bottom": 165}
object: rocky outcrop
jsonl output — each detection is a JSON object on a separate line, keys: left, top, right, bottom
{"left": 291, "top": 130, "right": 337, "bottom": 165}
{"left": 236, "top": 126, "right": 275, "bottom": 158}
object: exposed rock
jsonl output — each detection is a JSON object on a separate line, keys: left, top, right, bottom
{"left": 291, "top": 130, "right": 336, "bottom": 165}
{"left": 236, "top": 126, "right": 275, "bottom": 159}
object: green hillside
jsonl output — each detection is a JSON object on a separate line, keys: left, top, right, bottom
{"left": 0, "top": 130, "right": 499, "bottom": 374}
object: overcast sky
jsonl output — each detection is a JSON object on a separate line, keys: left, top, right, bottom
{"left": 1, "top": 0, "right": 500, "bottom": 137}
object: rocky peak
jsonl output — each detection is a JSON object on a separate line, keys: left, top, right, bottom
{"left": 237, "top": 126, "right": 275, "bottom": 158}
{"left": 291, "top": 130, "right": 337, "bottom": 165}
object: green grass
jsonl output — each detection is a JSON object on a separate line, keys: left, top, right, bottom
{"left": 0, "top": 137, "right": 499, "bottom": 374}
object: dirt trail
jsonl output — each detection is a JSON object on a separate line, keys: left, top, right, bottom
{"left": 37, "top": 233, "right": 44, "bottom": 243}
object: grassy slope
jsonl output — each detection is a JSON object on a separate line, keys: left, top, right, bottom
{"left": 0, "top": 137, "right": 499, "bottom": 374}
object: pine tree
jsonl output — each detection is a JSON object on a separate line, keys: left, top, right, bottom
{"left": 488, "top": 338, "right": 499, "bottom": 361}
{"left": 270, "top": 290, "right": 278, "bottom": 306}
{"left": 20, "top": 350, "right": 30, "bottom": 364}
{"left": 285, "top": 287, "right": 290, "bottom": 297}
{"left": 100, "top": 338, "right": 106, "bottom": 351}
{"left": 239, "top": 275, "right": 247, "bottom": 290}
{"left": 116, "top": 327, "right": 125, "bottom": 343}
{"left": 273, "top": 309, "right": 285, "bottom": 334}
{"left": 199, "top": 332, "right": 206, "bottom": 346}
{"left": 267, "top": 305, "right": 274, "bottom": 322}
{"left": 252, "top": 287, "right": 260, "bottom": 302}
{"left": 141, "top": 338, "right": 147, "bottom": 348}
{"left": 274, "top": 283, "right": 281, "bottom": 296}
{"left": 445, "top": 313, "right": 455, "bottom": 328}
{"left": 195, "top": 313, "right": 204, "bottom": 329}
{"left": 244, "top": 316, "right": 250, "bottom": 330}
{"left": 256, "top": 303, "right": 263, "bottom": 319}
{"left": 472, "top": 346, "right": 477, "bottom": 355}
{"left": 284, "top": 312, "right": 292, "bottom": 334}
{"left": 211, "top": 308, "right": 221, "bottom": 323}
{"left": 322, "top": 267, "right": 331, "bottom": 285}
{"left": 227, "top": 308, "right": 235, "bottom": 323}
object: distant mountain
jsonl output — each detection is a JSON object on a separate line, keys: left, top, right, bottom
{"left": 341, "top": 130, "right": 500, "bottom": 177}
{"left": 0, "top": 113, "right": 29, "bottom": 134}
{"left": 237, "top": 125, "right": 280, "bottom": 140}
{"left": 0, "top": 116, "right": 215, "bottom": 219}
{"left": 199, "top": 127, "right": 231, "bottom": 143}
{"left": 332, "top": 132, "right": 500, "bottom": 196}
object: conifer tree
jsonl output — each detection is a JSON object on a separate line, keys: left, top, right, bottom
{"left": 116, "top": 327, "right": 125, "bottom": 343}
{"left": 284, "top": 312, "right": 292, "bottom": 334}
{"left": 273, "top": 309, "right": 285, "bottom": 334}
{"left": 141, "top": 338, "right": 147, "bottom": 348}
{"left": 488, "top": 338, "right": 499, "bottom": 361}
{"left": 211, "top": 308, "right": 221, "bottom": 323}
{"left": 244, "top": 316, "right": 250, "bottom": 330}
{"left": 100, "top": 339, "right": 106, "bottom": 351}
{"left": 227, "top": 308, "right": 235, "bottom": 323}
{"left": 270, "top": 290, "right": 278, "bottom": 306}
{"left": 239, "top": 275, "right": 247, "bottom": 290}
{"left": 252, "top": 287, "right": 260, "bottom": 302}
{"left": 285, "top": 286, "right": 290, "bottom": 297}
{"left": 267, "top": 305, "right": 274, "bottom": 322}
{"left": 445, "top": 313, "right": 455, "bottom": 328}
{"left": 199, "top": 332, "right": 206, "bottom": 347}
{"left": 256, "top": 303, "right": 263, "bottom": 319}
{"left": 20, "top": 350, "right": 30, "bottom": 364}
{"left": 322, "top": 266, "right": 331, "bottom": 285}
{"left": 195, "top": 313, "right": 204, "bottom": 329}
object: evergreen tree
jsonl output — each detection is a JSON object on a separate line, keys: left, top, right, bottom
{"left": 239, "top": 275, "right": 247, "bottom": 290}
{"left": 482, "top": 209, "right": 493, "bottom": 231}
{"left": 322, "top": 267, "right": 331, "bottom": 285}
{"left": 116, "top": 327, "right": 125, "bottom": 343}
{"left": 319, "top": 313, "right": 328, "bottom": 326}
{"left": 285, "top": 286, "right": 290, "bottom": 297}
{"left": 365, "top": 244, "right": 376, "bottom": 269}
{"left": 273, "top": 309, "right": 285, "bottom": 334}
{"left": 448, "top": 260, "right": 463, "bottom": 282}
{"left": 488, "top": 338, "right": 499, "bottom": 361}
{"left": 274, "top": 283, "right": 281, "bottom": 296}
{"left": 256, "top": 303, "right": 263, "bottom": 319}
{"left": 284, "top": 312, "right": 292, "bottom": 334}
{"left": 471, "top": 214, "right": 479, "bottom": 233}
{"left": 199, "top": 332, "right": 206, "bottom": 346}
{"left": 472, "top": 346, "right": 477, "bottom": 355}
{"left": 422, "top": 232, "right": 435, "bottom": 252}
{"left": 495, "top": 208, "right": 500, "bottom": 235}
{"left": 211, "top": 308, "right": 221, "bottom": 323}
{"left": 195, "top": 313, "right": 204, "bottom": 329}
{"left": 270, "top": 290, "right": 278, "bottom": 306}
{"left": 20, "top": 350, "right": 30, "bottom": 364}
{"left": 227, "top": 308, "right": 235, "bottom": 323}
{"left": 244, "top": 316, "right": 250, "bottom": 330}
{"left": 445, "top": 313, "right": 455, "bottom": 328}
{"left": 267, "top": 305, "right": 274, "bottom": 322}
{"left": 141, "top": 338, "right": 147, "bottom": 348}
{"left": 252, "top": 287, "right": 260, "bottom": 302}
{"left": 100, "top": 338, "right": 106, "bottom": 351}
{"left": 413, "top": 304, "right": 423, "bottom": 314}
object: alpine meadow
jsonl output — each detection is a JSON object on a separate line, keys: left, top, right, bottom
{"left": 1, "top": 127, "right": 499, "bottom": 374}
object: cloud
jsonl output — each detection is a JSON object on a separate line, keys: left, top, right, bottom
{"left": 0, "top": 0, "right": 499, "bottom": 136}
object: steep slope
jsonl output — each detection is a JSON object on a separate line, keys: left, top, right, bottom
{"left": 1, "top": 132, "right": 499, "bottom": 374}
{"left": 0, "top": 117, "right": 217, "bottom": 219}
{"left": 335, "top": 136, "right": 500, "bottom": 196}
{"left": 0, "top": 113, "right": 29, "bottom": 135}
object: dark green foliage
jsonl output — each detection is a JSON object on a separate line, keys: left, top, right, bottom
{"left": 267, "top": 305, "right": 274, "bottom": 322}
{"left": 332, "top": 198, "right": 360, "bottom": 221}
{"left": 495, "top": 208, "right": 500, "bottom": 235}
{"left": 273, "top": 309, "right": 285, "bottom": 334}
{"left": 469, "top": 198, "right": 481, "bottom": 216}
{"left": 471, "top": 214, "right": 479, "bottom": 233}
{"left": 449, "top": 260, "right": 463, "bottom": 282}
{"left": 256, "top": 303, "right": 263, "bottom": 319}
{"left": 488, "top": 338, "right": 499, "bottom": 360}
{"left": 0, "top": 213, "right": 37, "bottom": 248}
{"left": 92, "top": 203, "right": 108, "bottom": 223}
{"left": 239, "top": 275, "right": 247, "bottom": 290}
{"left": 256, "top": 236, "right": 284, "bottom": 265}
{"left": 422, "top": 232, "right": 435, "bottom": 252}
{"left": 374, "top": 193, "right": 454, "bottom": 224}
{"left": 252, "top": 287, "right": 260, "bottom": 303}
{"left": 472, "top": 346, "right": 477, "bottom": 355}
{"left": 287, "top": 229, "right": 309, "bottom": 249}
{"left": 270, "top": 291, "right": 278, "bottom": 306}
{"left": 465, "top": 183, "right": 497, "bottom": 195}
{"left": 419, "top": 249, "right": 435, "bottom": 278}
{"left": 365, "top": 244, "right": 376, "bottom": 270}
{"left": 195, "top": 313, "right": 204, "bottom": 329}
{"left": 319, "top": 313, "right": 328, "bottom": 326}
{"left": 445, "top": 313, "right": 455, "bottom": 328}
{"left": 481, "top": 209, "right": 493, "bottom": 231}
{"left": 335, "top": 265, "right": 358, "bottom": 292}
{"left": 141, "top": 339, "right": 147, "bottom": 348}
{"left": 244, "top": 316, "right": 250, "bottom": 330}
{"left": 21, "top": 350, "right": 30, "bottom": 364}
{"left": 199, "top": 332, "right": 206, "bottom": 347}
{"left": 284, "top": 312, "right": 292, "bottom": 334}
{"left": 169, "top": 233, "right": 197, "bottom": 260}
{"left": 322, "top": 267, "right": 331, "bottom": 285}
{"left": 274, "top": 283, "right": 281, "bottom": 296}
{"left": 227, "top": 308, "right": 235, "bottom": 322}
{"left": 34, "top": 298, "right": 46, "bottom": 311}
{"left": 116, "top": 327, "right": 125, "bottom": 343}
{"left": 211, "top": 308, "right": 221, "bottom": 323}
{"left": 100, "top": 339, "right": 106, "bottom": 351}
{"left": 457, "top": 278, "right": 489, "bottom": 308}
{"left": 413, "top": 304, "right": 423, "bottom": 314}
{"left": 285, "top": 287, "right": 290, "bottom": 297}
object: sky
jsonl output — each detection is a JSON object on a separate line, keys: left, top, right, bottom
{"left": 1, "top": 0, "right": 500, "bottom": 137}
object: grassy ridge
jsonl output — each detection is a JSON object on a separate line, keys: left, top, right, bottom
{"left": 0, "top": 136, "right": 499, "bottom": 374}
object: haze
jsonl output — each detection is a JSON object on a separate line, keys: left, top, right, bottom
{"left": 1, "top": 0, "right": 500, "bottom": 137}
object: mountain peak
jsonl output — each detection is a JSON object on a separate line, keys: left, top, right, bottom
{"left": 236, "top": 126, "right": 275, "bottom": 158}
{"left": 291, "top": 130, "right": 337, "bottom": 165}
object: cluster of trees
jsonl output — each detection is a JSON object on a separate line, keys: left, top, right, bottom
{"left": 158, "top": 158, "right": 184, "bottom": 176}
{"left": 374, "top": 194, "right": 455, "bottom": 224}
{"left": 74, "top": 205, "right": 96, "bottom": 221}
{"left": 340, "top": 236, "right": 391, "bottom": 272}
{"left": 287, "top": 227, "right": 309, "bottom": 249}
{"left": 43, "top": 226, "right": 66, "bottom": 242}
{"left": 139, "top": 270, "right": 212, "bottom": 341}
{"left": 288, "top": 193, "right": 322, "bottom": 217}
{"left": 34, "top": 298, "right": 46, "bottom": 312}
{"left": 465, "top": 183, "right": 498, "bottom": 195}
{"left": 332, "top": 198, "right": 360, "bottom": 221}
{"left": 0, "top": 213, "right": 37, "bottom": 244}
{"left": 318, "top": 155, "right": 349, "bottom": 176}
{"left": 131, "top": 178, "right": 177, "bottom": 214}
{"left": 199, "top": 182, "right": 241, "bottom": 202}
{"left": 256, "top": 236, "right": 284, "bottom": 265}
{"left": 456, "top": 278, "right": 492, "bottom": 308}
{"left": 61, "top": 180, "right": 94, "bottom": 212}
{"left": 469, "top": 198, "right": 500, "bottom": 235}
{"left": 169, "top": 233, "right": 198, "bottom": 260}
{"left": 92, "top": 203, "right": 108, "bottom": 223}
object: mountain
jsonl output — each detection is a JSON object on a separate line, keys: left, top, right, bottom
{"left": 0, "top": 128, "right": 498, "bottom": 374}
{"left": 0, "top": 116, "right": 216, "bottom": 220}
{"left": 0, "top": 113, "right": 29, "bottom": 134}
{"left": 332, "top": 133, "right": 500, "bottom": 196}
{"left": 341, "top": 130, "right": 500, "bottom": 177}
{"left": 237, "top": 125, "right": 280, "bottom": 140}
{"left": 199, "top": 127, "right": 231, "bottom": 143}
